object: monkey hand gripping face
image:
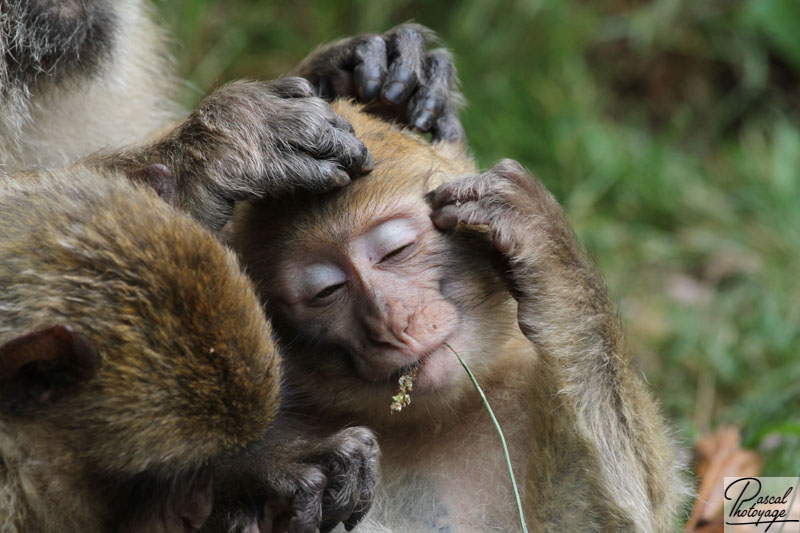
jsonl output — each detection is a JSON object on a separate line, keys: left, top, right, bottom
{"left": 232, "top": 101, "right": 687, "bottom": 533}
{"left": 0, "top": 170, "right": 378, "bottom": 533}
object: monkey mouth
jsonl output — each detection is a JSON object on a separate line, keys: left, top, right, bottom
{"left": 397, "top": 359, "right": 422, "bottom": 377}
{"left": 388, "top": 342, "right": 453, "bottom": 392}
{"left": 392, "top": 347, "right": 435, "bottom": 381}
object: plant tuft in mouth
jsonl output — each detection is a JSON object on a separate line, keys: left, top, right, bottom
{"left": 389, "top": 362, "right": 420, "bottom": 413}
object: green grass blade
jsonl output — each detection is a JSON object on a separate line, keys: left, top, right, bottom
{"left": 445, "top": 343, "right": 529, "bottom": 533}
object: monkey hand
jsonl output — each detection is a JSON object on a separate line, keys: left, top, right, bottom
{"left": 427, "top": 159, "right": 606, "bottom": 344}
{"left": 294, "top": 24, "right": 465, "bottom": 143}
{"left": 207, "top": 427, "right": 379, "bottom": 533}
{"left": 160, "top": 78, "right": 373, "bottom": 231}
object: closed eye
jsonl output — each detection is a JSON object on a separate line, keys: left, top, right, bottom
{"left": 312, "top": 282, "right": 345, "bottom": 300}
{"left": 380, "top": 242, "right": 413, "bottom": 263}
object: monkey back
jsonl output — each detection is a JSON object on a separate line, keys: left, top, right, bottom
{"left": 0, "top": 167, "right": 280, "bottom": 476}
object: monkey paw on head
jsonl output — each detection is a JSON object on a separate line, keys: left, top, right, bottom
{"left": 207, "top": 427, "right": 379, "bottom": 533}
{"left": 295, "top": 23, "right": 465, "bottom": 142}
{"left": 108, "top": 77, "right": 374, "bottom": 233}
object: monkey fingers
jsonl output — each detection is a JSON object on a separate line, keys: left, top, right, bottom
{"left": 427, "top": 159, "right": 532, "bottom": 207}
{"left": 146, "top": 79, "right": 373, "bottom": 231}
{"left": 295, "top": 24, "right": 465, "bottom": 140}
{"left": 380, "top": 24, "right": 429, "bottom": 105}
{"left": 428, "top": 159, "right": 592, "bottom": 324}
{"left": 211, "top": 427, "right": 378, "bottom": 533}
{"left": 272, "top": 153, "right": 358, "bottom": 194}
{"left": 406, "top": 50, "right": 464, "bottom": 141}
{"left": 268, "top": 428, "right": 378, "bottom": 533}
{"left": 427, "top": 159, "right": 542, "bottom": 255}
{"left": 309, "top": 427, "right": 380, "bottom": 533}
{"left": 279, "top": 104, "right": 374, "bottom": 184}
{"left": 353, "top": 36, "right": 389, "bottom": 101}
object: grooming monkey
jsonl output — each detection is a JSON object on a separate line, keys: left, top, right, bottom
{"left": 0, "top": 0, "right": 463, "bottom": 233}
{"left": 0, "top": 169, "right": 378, "bottom": 533}
{"left": 232, "top": 101, "right": 687, "bottom": 533}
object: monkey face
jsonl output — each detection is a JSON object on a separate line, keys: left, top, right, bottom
{"left": 271, "top": 200, "right": 464, "bottom": 390}
{"left": 234, "top": 101, "right": 519, "bottom": 420}
{"left": 253, "top": 196, "right": 514, "bottom": 412}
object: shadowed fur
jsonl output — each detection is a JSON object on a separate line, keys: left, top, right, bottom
{"left": 0, "top": 168, "right": 279, "bottom": 532}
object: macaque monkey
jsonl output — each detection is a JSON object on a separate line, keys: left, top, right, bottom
{"left": 0, "top": 0, "right": 463, "bottom": 232}
{"left": 232, "top": 101, "right": 687, "bottom": 532}
{"left": 0, "top": 169, "right": 378, "bottom": 533}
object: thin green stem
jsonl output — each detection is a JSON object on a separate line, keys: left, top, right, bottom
{"left": 445, "top": 343, "right": 529, "bottom": 533}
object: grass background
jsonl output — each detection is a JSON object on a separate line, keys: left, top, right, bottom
{"left": 152, "top": 0, "right": 800, "bottom": 481}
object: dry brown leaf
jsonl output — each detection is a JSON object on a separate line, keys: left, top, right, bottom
{"left": 685, "top": 426, "right": 763, "bottom": 533}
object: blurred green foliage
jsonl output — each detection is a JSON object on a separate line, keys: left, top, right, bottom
{"left": 153, "top": 0, "right": 800, "bottom": 478}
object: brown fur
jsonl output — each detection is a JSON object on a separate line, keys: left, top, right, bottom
{"left": 233, "top": 100, "right": 687, "bottom": 532}
{"left": 0, "top": 168, "right": 279, "bottom": 532}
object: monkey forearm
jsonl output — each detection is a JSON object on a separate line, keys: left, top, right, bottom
{"left": 86, "top": 138, "right": 242, "bottom": 232}
{"left": 87, "top": 79, "right": 374, "bottom": 232}
{"left": 429, "top": 160, "right": 683, "bottom": 530}
{"left": 514, "top": 227, "right": 683, "bottom": 532}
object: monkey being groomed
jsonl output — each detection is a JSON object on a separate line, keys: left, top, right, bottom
{"left": 0, "top": 169, "right": 378, "bottom": 533}
{"left": 232, "top": 101, "right": 689, "bottom": 533}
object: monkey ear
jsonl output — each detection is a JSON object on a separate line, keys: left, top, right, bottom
{"left": 126, "top": 164, "right": 178, "bottom": 207}
{"left": 0, "top": 325, "right": 101, "bottom": 415}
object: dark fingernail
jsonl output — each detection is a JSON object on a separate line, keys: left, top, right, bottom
{"left": 382, "top": 81, "right": 407, "bottom": 104}
{"left": 344, "top": 512, "right": 365, "bottom": 531}
{"left": 361, "top": 78, "right": 381, "bottom": 101}
{"left": 414, "top": 109, "right": 433, "bottom": 131}
{"left": 361, "top": 151, "right": 374, "bottom": 173}
{"left": 430, "top": 208, "right": 458, "bottom": 230}
{"left": 334, "top": 169, "right": 351, "bottom": 186}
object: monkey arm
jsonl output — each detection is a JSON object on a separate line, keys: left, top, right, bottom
{"left": 87, "top": 78, "right": 373, "bottom": 232}
{"left": 203, "top": 426, "right": 379, "bottom": 533}
{"left": 294, "top": 24, "right": 465, "bottom": 143}
{"left": 427, "top": 160, "right": 684, "bottom": 531}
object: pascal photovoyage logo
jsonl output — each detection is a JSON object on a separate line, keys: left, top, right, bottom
{"left": 724, "top": 477, "right": 800, "bottom": 532}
